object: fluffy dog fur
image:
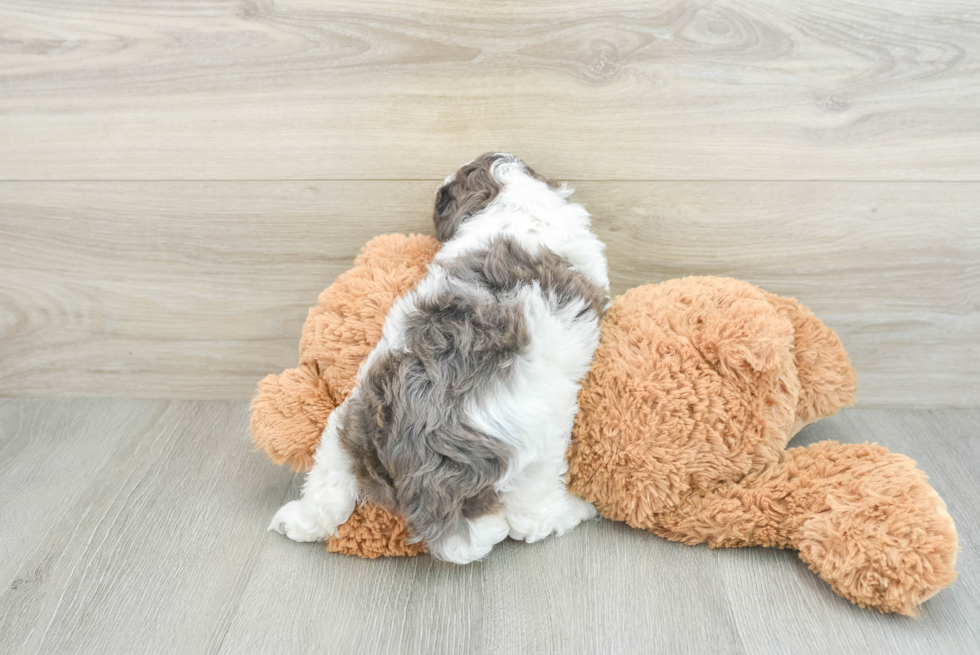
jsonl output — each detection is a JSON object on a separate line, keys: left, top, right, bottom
{"left": 269, "top": 154, "right": 609, "bottom": 563}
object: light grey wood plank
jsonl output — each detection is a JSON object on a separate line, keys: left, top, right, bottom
{"left": 0, "top": 399, "right": 293, "bottom": 655}
{"left": 1, "top": 0, "right": 979, "bottom": 181}
{"left": 2, "top": 181, "right": 977, "bottom": 406}
{"left": 475, "top": 520, "right": 743, "bottom": 655}
{"left": 1, "top": 401, "right": 977, "bottom": 654}
{"left": 719, "top": 409, "right": 980, "bottom": 655}
{"left": 218, "top": 489, "right": 489, "bottom": 655}
{"left": 218, "top": 502, "right": 743, "bottom": 655}
{"left": 0, "top": 399, "right": 164, "bottom": 621}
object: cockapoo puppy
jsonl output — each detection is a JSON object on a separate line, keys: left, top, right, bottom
{"left": 270, "top": 153, "right": 610, "bottom": 564}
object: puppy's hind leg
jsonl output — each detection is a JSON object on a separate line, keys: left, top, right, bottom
{"left": 426, "top": 512, "right": 511, "bottom": 565}
{"left": 269, "top": 405, "right": 358, "bottom": 542}
{"left": 502, "top": 454, "right": 597, "bottom": 544}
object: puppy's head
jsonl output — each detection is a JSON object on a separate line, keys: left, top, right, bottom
{"left": 433, "top": 153, "right": 565, "bottom": 242}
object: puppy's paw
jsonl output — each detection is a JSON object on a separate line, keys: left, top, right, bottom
{"left": 508, "top": 496, "right": 597, "bottom": 542}
{"left": 550, "top": 496, "right": 598, "bottom": 537}
{"left": 429, "top": 513, "right": 510, "bottom": 565}
{"left": 268, "top": 500, "right": 336, "bottom": 542}
{"left": 565, "top": 495, "right": 598, "bottom": 525}
{"left": 507, "top": 517, "right": 555, "bottom": 543}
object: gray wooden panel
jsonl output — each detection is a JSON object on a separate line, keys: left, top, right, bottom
{"left": 0, "top": 399, "right": 162, "bottom": 631}
{"left": 219, "top": 509, "right": 741, "bottom": 655}
{"left": 1, "top": 400, "right": 977, "bottom": 654}
{"left": 0, "top": 399, "right": 293, "bottom": 655}
{"left": 1, "top": 0, "right": 979, "bottom": 181}
{"left": 2, "top": 181, "right": 977, "bottom": 406}
{"left": 0, "top": 181, "right": 434, "bottom": 400}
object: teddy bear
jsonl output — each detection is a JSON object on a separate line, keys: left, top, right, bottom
{"left": 250, "top": 233, "right": 958, "bottom": 616}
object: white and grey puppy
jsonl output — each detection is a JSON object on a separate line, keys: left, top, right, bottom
{"left": 270, "top": 153, "right": 610, "bottom": 564}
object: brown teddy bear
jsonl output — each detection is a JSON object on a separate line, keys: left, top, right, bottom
{"left": 250, "top": 233, "right": 958, "bottom": 616}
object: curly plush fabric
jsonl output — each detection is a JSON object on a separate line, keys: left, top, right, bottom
{"left": 250, "top": 234, "right": 958, "bottom": 616}
{"left": 566, "top": 279, "right": 956, "bottom": 616}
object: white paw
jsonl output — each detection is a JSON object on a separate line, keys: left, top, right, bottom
{"left": 268, "top": 500, "right": 336, "bottom": 542}
{"left": 565, "top": 496, "right": 598, "bottom": 526}
{"left": 508, "top": 496, "right": 597, "bottom": 542}
{"left": 507, "top": 518, "right": 555, "bottom": 543}
{"left": 429, "top": 514, "right": 510, "bottom": 565}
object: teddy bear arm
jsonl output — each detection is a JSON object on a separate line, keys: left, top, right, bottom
{"left": 249, "top": 364, "right": 336, "bottom": 472}
{"left": 250, "top": 363, "right": 426, "bottom": 558}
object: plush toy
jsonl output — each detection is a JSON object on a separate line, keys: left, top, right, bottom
{"left": 251, "top": 233, "right": 958, "bottom": 616}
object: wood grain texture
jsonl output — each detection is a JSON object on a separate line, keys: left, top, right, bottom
{"left": 2, "top": 181, "right": 977, "bottom": 405}
{"left": 0, "top": 399, "right": 292, "bottom": 655}
{"left": 0, "top": 400, "right": 161, "bottom": 607}
{"left": 0, "top": 400, "right": 977, "bottom": 654}
{"left": 1, "top": 0, "right": 979, "bottom": 181}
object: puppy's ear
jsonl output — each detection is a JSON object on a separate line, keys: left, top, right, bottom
{"left": 433, "top": 153, "right": 506, "bottom": 242}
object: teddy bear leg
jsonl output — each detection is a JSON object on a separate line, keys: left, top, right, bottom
{"left": 269, "top": 402, "right": 358, "bottom": 542}
{"left": 792, "top": 442, "right": 958, "bottom": 616}
{"left": 648, "top": 441, "right": 957, "bottom": 615}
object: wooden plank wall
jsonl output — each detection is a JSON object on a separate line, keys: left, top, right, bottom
{"left": 1, "top": 0, "right": 978, "bottom": 405}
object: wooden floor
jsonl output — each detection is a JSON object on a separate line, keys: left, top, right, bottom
{"left": 0, "top": 399, "right": 977, "bottom": 655}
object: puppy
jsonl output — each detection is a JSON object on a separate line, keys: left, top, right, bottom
{"left": 270, "top": 153, "right": 610, "bottom": 564}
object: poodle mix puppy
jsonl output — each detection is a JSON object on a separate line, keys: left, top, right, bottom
{"left": 270, "top": 153, "right": 609, "bottom": 564}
